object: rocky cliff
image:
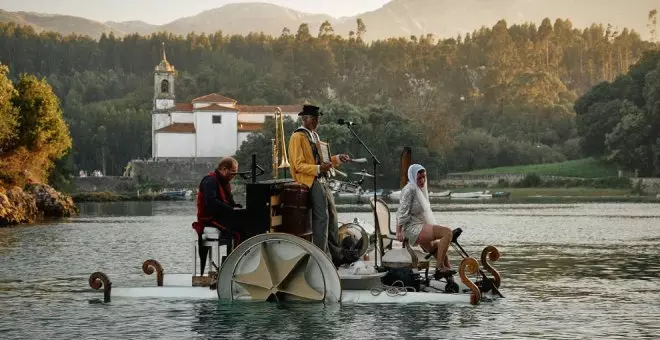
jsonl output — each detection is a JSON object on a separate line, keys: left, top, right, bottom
{"left": 0, "top": 183, "right": 78, "bottom": 226}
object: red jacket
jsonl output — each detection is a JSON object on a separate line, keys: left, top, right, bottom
{"left": 193, "top": 171, "right": 232, "bottom": 235}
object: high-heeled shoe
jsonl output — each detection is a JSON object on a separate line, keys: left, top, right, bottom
{"left": 433, "top": 267, "right": 457, "bottom": 280}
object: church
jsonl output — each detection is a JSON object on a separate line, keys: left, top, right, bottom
{"left": 151, "top": 45, "right": 301, "bottom": 159}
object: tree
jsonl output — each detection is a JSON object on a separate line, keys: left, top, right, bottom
{"left": 356, "top": 18, "right": 367, "bottom": 41}
{"left": 0, "top": 64, "right": 18, "bottom": 151}
{"left": 318, "top": 21, "right": 335, "bottom": 38}
{"left": 0, "top": 68, "right": 72, "bottom": 186}
{"left": 11, "top": 74, "right": 72, "bottom": 159}
{"left": 296, "top": 23, "right": 312, "bottom": 41}
{"left": 604, "top": 101, "right": 652, "bottom": 174}
{"left": 574, "top": 50, "right": 660, "bottom": 175}
{"left": 649, "top": 9, "right": 658, "bottom": 43}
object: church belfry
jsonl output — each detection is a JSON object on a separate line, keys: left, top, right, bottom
{"left": 153, "top": 42, "right": 176, "bottom": 111}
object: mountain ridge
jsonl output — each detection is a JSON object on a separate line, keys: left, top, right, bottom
{"left": 0, "top": 1, "right": 657, "bottom": 41}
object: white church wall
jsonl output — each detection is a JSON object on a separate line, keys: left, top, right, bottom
{"left": 152, "top": 113, "right": 171, "bottom": 131}
{"left": 152, "top": 113, "right": 171, "bottom": 159}
{"left": 155, "top": 133, "right": 196, "bottom": 158}
{"left": 171, "top": 112, "right": 194, "bottom": 123}
{"left": 195, "top": 111, "right": 238, "bottom": 157}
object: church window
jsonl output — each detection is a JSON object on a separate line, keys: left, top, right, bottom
{"left": 212, "top": 115, "right": 222, "bottom": 124}
{"left": 160, "top": 79, "right": 169, "bottom": 93}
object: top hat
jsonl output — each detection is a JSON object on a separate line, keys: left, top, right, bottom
{"left": 298, "top": 104, "right": 323, "bottom": 116}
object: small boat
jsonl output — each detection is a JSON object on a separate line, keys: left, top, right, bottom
{"left": 429, "top": 190, "right": 452, "bottom": 198}
{"left": 492, "top": 191, "right": 511, "bottom": 198}
{"left": 387, "top": 190, "right": 402, "bottom": 200}
{"left": 159, "top": 189, "right": 193, "bottom": 200}
{"left": 450, "top": 191, "right": 492, "bottom": 200}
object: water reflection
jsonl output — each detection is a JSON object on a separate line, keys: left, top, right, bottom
{"left": 188, "top": 301, "right": 465, "bottom": 339}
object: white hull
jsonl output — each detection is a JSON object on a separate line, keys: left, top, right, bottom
{"left": 109, "top": 287, "right": 477, "bottom": 305}
{"left": 108, "top": 274, "right": 484, "bottom": 305}
{"left": 450, "top": 191, "right": 492, "bottom": 199}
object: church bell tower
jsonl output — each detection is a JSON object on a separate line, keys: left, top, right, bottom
{"left": 153, "top": 42, "right": 176, "bottom": 111}
{"left": 152, "top": 42, "right": 176, "bottom": 159}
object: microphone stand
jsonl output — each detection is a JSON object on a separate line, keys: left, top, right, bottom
{"left": 343, "top": 123, "right": 382, "bottom": 269}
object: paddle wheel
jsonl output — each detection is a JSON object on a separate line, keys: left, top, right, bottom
{"left": 216, "top": 233, "right": 341, "bottom": 303}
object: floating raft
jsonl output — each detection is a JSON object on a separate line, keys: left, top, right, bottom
{"left": 89, "top": 234, "right": 502, "bottom": 306}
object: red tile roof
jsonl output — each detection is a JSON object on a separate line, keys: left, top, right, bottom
{"left": 237, "top": 105, "right": 303, "bottom": 113}
{"left": 175, "top": 103, "right": 193, "bottom": 112}
{"left": 238, "top": 122, "right": 265, "bottom": 132}
{"left": 192, "top": 93, "right": 237, "bottom": 103}
{"left": 195, "top": 103, "right": 238, "bottom": 111}
{"left": 154, "top": 123, "right": 196, "bottom": 134}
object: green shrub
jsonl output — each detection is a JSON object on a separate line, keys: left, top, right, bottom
{"left": 516, "top": 173, "right": 542, "bottom": 187}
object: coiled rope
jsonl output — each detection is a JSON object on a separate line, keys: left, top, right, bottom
{"left": 370, "top": 280, "right": 417, "bottom": 296}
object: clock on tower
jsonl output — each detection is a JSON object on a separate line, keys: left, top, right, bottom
{"left": 155, "top": 99, "right": 174, "bottom": 110}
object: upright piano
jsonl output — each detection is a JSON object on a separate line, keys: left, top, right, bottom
{"left": 242, "top": 178, "right": 295, "bottom": 241}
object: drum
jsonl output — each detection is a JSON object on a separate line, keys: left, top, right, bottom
{"left": 337, "top": 223, "right": 370, "bottom": 260}
{"left": 279, "top": 182, "right": 312, "bottom": 240}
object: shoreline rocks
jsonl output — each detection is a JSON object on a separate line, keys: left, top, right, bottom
{"left": 0, "top": 183, "right": 78, "bottom": 227}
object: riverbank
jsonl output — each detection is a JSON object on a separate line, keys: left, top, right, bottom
{"left": 70, "top": 191, "right": 193, "bottom": 202}
{"left": 0, "top": 183, "right": 78, "bottom": 226}
{"left": 67, "top": 187, "right": 660, "bottom": 210}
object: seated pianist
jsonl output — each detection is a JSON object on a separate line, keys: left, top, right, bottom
{"left": 193, "top": 156, "right": 246, "bottom": 276}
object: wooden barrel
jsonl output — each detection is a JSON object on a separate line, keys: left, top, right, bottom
{"left": 279, "top": 183, "right": 312, "bottom": 240}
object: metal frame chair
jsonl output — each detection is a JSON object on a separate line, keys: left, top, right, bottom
{"left": 370, "top": 197, "right": 432, "bottom": 277}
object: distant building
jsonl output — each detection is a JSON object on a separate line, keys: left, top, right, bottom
{"left": 151, "top": 43, "right": 301, "bottom": 159}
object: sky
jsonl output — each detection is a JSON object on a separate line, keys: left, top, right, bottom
{"left": 0, "top": 0, "right": 392, "bottom": 24}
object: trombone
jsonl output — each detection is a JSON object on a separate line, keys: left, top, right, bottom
{"left": 272, "top": 107, "right": 290, "bottom": 178}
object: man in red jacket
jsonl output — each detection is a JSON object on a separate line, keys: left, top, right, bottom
{"left": 194, "top": 157, "right": 244, "bottom": 276}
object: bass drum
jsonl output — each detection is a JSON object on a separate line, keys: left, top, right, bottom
{"left": 337, "top": 222, "right": 370, "bottom": 260}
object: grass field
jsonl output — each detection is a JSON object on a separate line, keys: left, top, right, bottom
{"left": 453, "top": 158, "right": 619, "bottom": 178}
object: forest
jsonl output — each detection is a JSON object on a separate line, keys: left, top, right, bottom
{"left": 0, "top": 12, "right": 658, "bottom": 184}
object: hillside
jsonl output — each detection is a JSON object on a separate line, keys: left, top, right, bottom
{"left": 335, "top": 0, "right": 657, "bottom": 41}
{"left": 159, "top": 3, "right": 334, "bottom": 37}
{"left": 105, "top": 20, "right": 157, "bottom": 36}
{"left": 1, "top": 0, "right": 657, "bottom": 40}
{"left": 0, "top": 10, "right": 122, "bottom": 38}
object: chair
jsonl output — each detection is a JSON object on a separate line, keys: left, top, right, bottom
{"left": 369, "top": 198, "right": 430, "bottom": 272}
{"left": 192, "top": 224, "right": 235, "bottom": 286}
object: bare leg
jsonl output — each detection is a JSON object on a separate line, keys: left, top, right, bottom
{"left": 430, "top": 226, "right": 452, "bottom": 270}
{"left": 417, "top": 224, "right": 452, "bottom": 270}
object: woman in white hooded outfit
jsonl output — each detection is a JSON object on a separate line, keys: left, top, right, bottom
{"left": 395, "top": 164, "right": 453, "bottom": 273}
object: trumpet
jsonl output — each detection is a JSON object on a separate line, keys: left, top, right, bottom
{"left": 272, "top": 107, "right": 290, "bottom": 178}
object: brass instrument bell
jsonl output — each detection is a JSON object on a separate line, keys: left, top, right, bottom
{"left": 273, "top": 107, "right": 290, "bottom": 178}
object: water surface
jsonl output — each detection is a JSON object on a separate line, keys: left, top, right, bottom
{"left": 1, "top": 202, "right": 659, "bottom": 339}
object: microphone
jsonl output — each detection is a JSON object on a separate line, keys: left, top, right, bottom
{"left": 337, "top": 119, "right": 357, "bottom": 126}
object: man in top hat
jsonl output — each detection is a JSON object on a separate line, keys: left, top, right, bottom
{"left": 288, "top": 104, "right": 352, "bottom": 266}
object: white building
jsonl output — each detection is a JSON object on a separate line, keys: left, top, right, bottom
{"left": 151, "top": 45, "right": 301, "bottom": 159}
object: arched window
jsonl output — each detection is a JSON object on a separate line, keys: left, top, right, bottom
{"left": 160, "top": 79, "right": 169, "bottom": 93}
